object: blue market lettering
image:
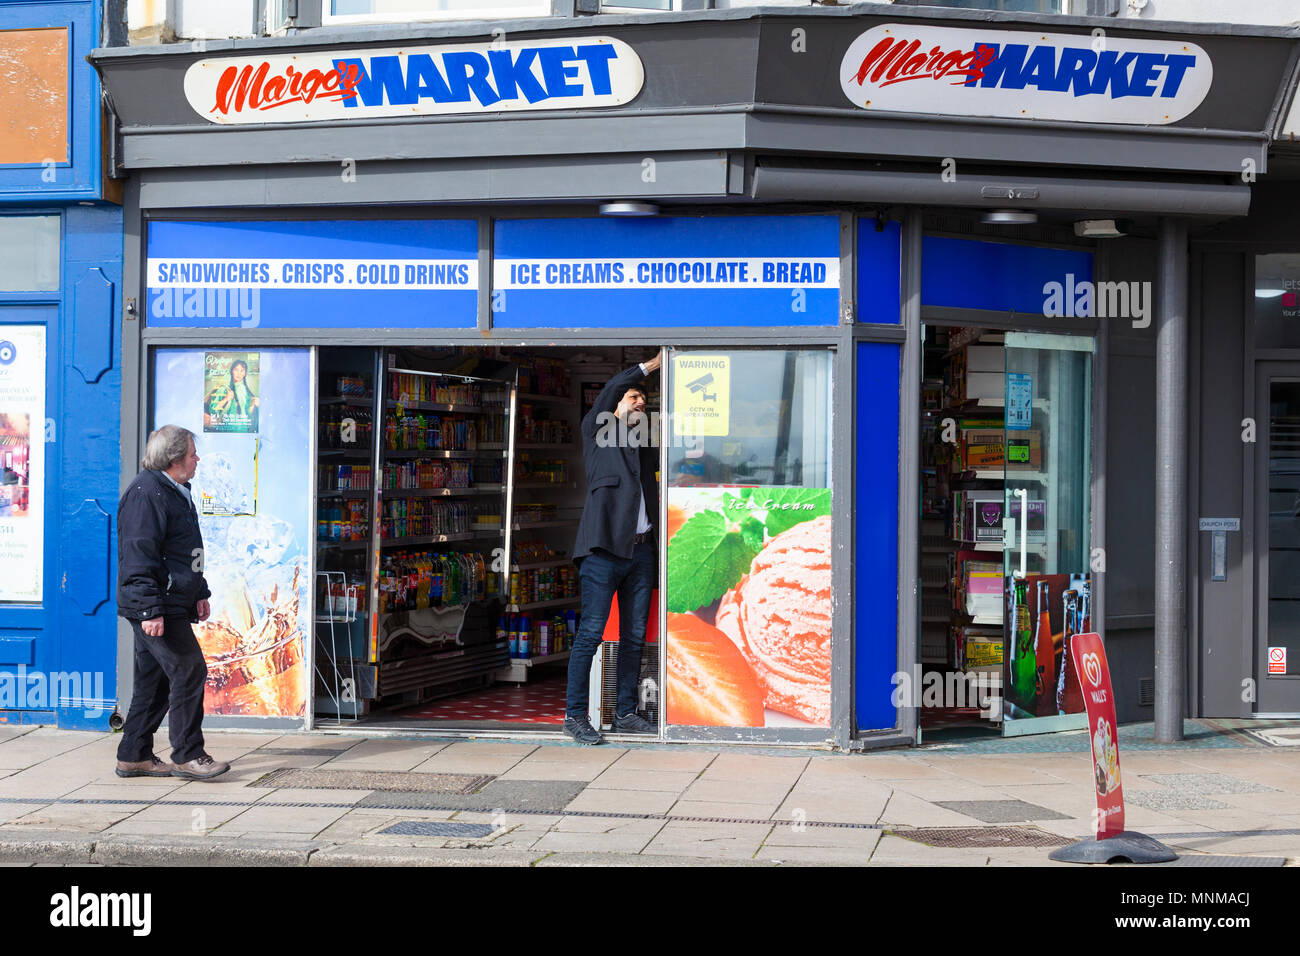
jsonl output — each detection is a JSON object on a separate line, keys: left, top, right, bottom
{"left": 962, "top": 43, "right": 1197, "bottom": 97}
{"left": 333, "top": 44, "right": 620, "bottom": 109}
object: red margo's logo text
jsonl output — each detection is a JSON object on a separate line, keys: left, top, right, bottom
{"left": 211, "top": 62, "right": 360, "bottom": 114}
{"left": 851, "top": 37, "right": 997, "bottom": 88}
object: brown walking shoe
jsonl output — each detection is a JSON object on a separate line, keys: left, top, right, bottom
{"left": 116, "top": 755, "right": 175, "bottom": 778}
{"left": 171, "top": 754, "right": 231, "bottom": 780}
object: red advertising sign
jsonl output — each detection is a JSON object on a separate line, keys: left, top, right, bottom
{"left": 1071, "top": 633, "right": 1124, "bottom": 838}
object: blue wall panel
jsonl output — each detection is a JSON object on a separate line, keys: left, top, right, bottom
{"left": 921, "top": 237, "right": 1093, "bottom": 315}
{"left": 855, "top": 341, "right": 900, "bottom": 733}
{"left": 57, "top": 204, "right": 122, "bottom": 729}
{"left": 857, "top": 219, "right": 901, "bottom": 324}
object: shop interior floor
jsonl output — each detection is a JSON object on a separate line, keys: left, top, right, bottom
{"left": 393, "top": 672, "right": 567, "bottom": 725}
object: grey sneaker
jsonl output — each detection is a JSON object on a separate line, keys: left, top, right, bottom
{"left": 563, "top": 716, "right": 604, "bottom": 746}
{"left": 171, "top": 754, "right": 231, "bottom": 780}
{"left": 116, "top": 755, "right": 174, "bottom": 778}
{"left": 612, "top": 712, "right": 656, "bottom": 734}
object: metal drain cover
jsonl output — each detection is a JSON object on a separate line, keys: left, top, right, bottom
{"left": 379, "top": 821, "right": 497, "bottom": 838}
{"left": 893, "top": 827, "right": 1073, "bottom": 849}
{"left": 256, "top": 768, "right": 493, "bottom": 793}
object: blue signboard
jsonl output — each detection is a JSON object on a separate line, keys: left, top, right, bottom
{"left": 146, "top": 220, "right": 478, "bottom": 329}
{"left": 492, "top": 215, "right": 841, "bottom": 328}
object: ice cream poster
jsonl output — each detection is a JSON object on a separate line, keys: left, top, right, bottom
{"left": 155, "top": 348, "right": 312, "bottom": 719}
{"left": 0, "top": 326, "right": 44, "bottom": 603}
{"left": 665, "top": 486, "right": 832, "bottom": 728}
{"left": 203, "top": 351, "right": 260, "bottom": 433}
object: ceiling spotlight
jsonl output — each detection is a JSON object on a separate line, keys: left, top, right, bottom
{"left": 981, "top": 209, "right": 1038, "bottom": 225}
{"left": 599, "top": 202, "right": 660, "bottom": 217}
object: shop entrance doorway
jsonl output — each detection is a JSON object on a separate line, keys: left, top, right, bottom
{"left": 919, "top": 325, "right": 1094, "bottom": 739}
{"left": 1252, "top": 362, "right": 1300, "bottom": 716}
{"left": 312, "top": 344, "right": 663, "bottom": 733}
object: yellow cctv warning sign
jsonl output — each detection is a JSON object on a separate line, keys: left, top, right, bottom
{"left": 673, "top": 355, "right": 730, "bottom": 436}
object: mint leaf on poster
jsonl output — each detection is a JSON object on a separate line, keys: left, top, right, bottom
{"left": 760, "top": 487, "right": 832, "bottom": 538}
{"left": 740, "top": 515, "right": 765, "bottom": 553}
{"left": 665, "top": 510, "right": 760, "bottom": 613}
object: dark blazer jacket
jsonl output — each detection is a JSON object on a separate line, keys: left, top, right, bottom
{"left": 572, "top": 364, "right": 659, "bottom": 564}
{"left": 117, "top": 469, "right": 211, "bottom": 622}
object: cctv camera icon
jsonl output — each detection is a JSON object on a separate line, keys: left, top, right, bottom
{"left": 685, "top": 373, "right": 717, "bottom": 403}
{"left": 0, "top": 341, "right": 15, "bottom": 366}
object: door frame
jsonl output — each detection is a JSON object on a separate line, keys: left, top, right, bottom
{"left": 1252, "top": 360, "right": 1300, "bottom": 717}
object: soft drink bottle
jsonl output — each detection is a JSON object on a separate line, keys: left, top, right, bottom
{"left": 520, "top": 615, "right": 531, "bottom": 658}
{"left": 1010, "top": 577, "right": 1036, "bottom": 712}
{"left": 1057, "top": 589, "right": 1086, "bottom": 713}
{"left": 1034, "top": 579, "right": 1056, "bottom": 716}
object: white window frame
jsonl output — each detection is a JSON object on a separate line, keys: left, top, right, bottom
{"left": 601, "top": 0, "right": 680, "bottom": 11}
{"left": 322, "top": 1, "right": 554, "bottom": 26}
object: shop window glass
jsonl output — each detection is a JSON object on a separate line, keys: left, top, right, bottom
{"left": 1255, "top": 254, "right": 1300, "bottom": 349}
{"left": 667, "top": 349, "right": 832, "bottom": 489}
{"left": 327, "top": 0, "right": 551, "bottom": 21}
{"left": 0, "top": 217, "right": 59, "bottom": 292}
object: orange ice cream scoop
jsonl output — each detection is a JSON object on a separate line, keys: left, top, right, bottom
{"left": 715, "top": 515, "right": 832, "bottom": 725}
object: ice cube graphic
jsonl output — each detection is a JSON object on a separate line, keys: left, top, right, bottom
{"left": 191, "top": 452, "right": 251, "bottom": 517}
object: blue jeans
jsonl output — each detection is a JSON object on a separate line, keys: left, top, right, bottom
{"left": 565, "top": 540, "right": 655, "bottom": 721}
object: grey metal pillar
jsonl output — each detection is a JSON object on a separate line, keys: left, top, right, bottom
{"left": 898, "top": 209, "right": 922, "bottom": 743}
{"left": 1155, "top": 218, "right": 1189, "bottom": 743}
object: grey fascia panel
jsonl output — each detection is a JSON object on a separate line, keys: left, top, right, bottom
{"left": 136, "top": 152, "right": 728, "bottom": 207}
{"left": 751, "top": 166, "right": 1251, "bottom": 219}
{"left": 120, "top": 112, "right": 748, "bottom": 169}
{"left": 120, "top": 107, "right": 1267, "bottom": 181}
{"left": 743, "top": 112, "right": 1269, "bottom": 178}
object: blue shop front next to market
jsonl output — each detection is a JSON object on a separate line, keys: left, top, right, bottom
{"left": 0, "top": 0, "right": 123, "bottom": 730}
{"left": 91, "top": 8, "right": 1300, "bottom": 747}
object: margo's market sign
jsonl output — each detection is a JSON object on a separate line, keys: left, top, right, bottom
{"left": 840, "top": 24, "right": 1212, "bottom": 125}
{"left": 184, "top": 36, "right": 643, "bottom": 124}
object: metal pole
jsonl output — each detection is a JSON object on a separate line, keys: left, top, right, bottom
{"left": 1155, "top": 218, "right": 1188, "bottom": 743}
{"left": 898, "top": 209, "right": 922, "bottom": 743}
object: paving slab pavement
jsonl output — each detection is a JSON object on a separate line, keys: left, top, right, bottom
{"left": 0, "top": 723, "right": 1295, "bottom": 866}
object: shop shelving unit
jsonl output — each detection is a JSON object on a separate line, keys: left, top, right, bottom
{"left": 313, "top": 347, "right": 587, "bottom": 718}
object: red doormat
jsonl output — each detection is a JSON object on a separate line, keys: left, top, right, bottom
{"left": 398, "top": 673, "right": 567, "bottom": 724}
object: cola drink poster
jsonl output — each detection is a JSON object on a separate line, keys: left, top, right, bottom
{"left": 155, "top": 348, "right": 312, "bottom": 718}
{"left": 1071, "top": 632, "right": 1125, "bottom": 837}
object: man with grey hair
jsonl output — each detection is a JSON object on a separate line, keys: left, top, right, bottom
{"left": 115, "top": 425, "right": 230, "bottom": 780}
